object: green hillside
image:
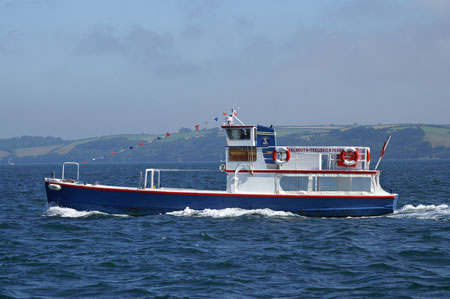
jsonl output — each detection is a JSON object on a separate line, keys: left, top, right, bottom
{"left": 1, "top": 124, "right": 449, "bottom": 164}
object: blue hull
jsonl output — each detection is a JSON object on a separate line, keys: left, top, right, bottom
{"left": 45, "top": 182, "right": 398, "bottom": 217}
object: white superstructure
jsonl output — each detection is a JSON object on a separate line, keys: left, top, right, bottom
{"left": 221, "top": 114, "right": 389, "bottom": 197}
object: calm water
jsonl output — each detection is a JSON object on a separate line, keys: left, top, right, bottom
{"left": 1, "top": 160, "right": 450, "bottom": 298}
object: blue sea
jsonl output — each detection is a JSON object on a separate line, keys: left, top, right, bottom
{"left": 1, "top": 160, "right": 450, "bottom": 298}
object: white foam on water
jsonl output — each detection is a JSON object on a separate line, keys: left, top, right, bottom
{"left": 390, "top": 204, "right": 450, "bottom": 220}
{"left": 166, "top": 207, "right": 300, "bottom": 218}
{"left": 44, "top": 206, "right": 129, "bottom": 218}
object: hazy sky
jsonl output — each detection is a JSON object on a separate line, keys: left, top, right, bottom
{"left": 1, "top": 0, "right": 449, "bottom": 139}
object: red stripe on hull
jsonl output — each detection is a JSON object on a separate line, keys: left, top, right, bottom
{"left": 45, "top": 181, "right": 396, "bottom": 199}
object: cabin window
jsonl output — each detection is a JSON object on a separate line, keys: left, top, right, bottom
{"left": 316, "top": 177, "right": 371, "bottom": 192}
{"left": 349, "top": 177, "right": 372, "bottom": 192}
{"left": 280, "top": 176, "right": 309, "bottom": 191}
{"left": 226, "top": 128, "right": 251, "bottom": 140}
{"left": 317, "top": 177, "right": 339, "bottom": 191}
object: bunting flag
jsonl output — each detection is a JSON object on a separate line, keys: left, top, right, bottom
{"left": 78, "top": 110, "right": 235, "bottom": 163}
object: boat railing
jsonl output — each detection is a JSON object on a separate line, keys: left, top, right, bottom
{"left": 144, "top": 169, "right": 160, "bottom": 189}
{"left": 285, "top": 146, "right": 371, "bottom": 170}
{"left": 62, "top": 162, "right": 80, "bottom": 181}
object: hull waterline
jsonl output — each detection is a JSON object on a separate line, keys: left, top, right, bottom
{"left": 45, "top": 181, "right": 398, "bottom": 217}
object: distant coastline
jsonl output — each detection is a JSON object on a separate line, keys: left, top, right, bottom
{"left": 1, "top": 124, "right": 449, "bottom": 164}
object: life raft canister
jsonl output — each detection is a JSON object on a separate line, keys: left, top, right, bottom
{"left": 340, "top": 147, "right": 359, "bottom": 167}
{"left": 48, "top": 184, "right": 62, "bottom": 191}
{"left": 272, "top": 147, "right": 291, "bottom": 165}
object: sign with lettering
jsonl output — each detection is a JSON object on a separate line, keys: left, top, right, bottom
{"left": 288, "top": 147, "right": 345, "bottom": 153}
{"left": 229, "top": 147, "right": 257, "bottom": 161}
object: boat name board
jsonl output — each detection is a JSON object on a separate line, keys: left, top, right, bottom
{"left": 229, "top": 147, "right": 257, "bottom": 161}
{"left": 288, "top": 147, "right": 361, "bottom": 153}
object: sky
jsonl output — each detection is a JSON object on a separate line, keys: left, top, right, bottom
{"left": 1, "top": 0, "right": 449, "bottom": 139}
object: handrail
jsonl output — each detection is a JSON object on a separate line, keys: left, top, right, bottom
{"left": 234, "top": 163, "right": 250, "bottom": 192}
{"left": 144, "top": 169, "right": 160, "bottom": 189}
{"left": 62, "top": 162, "right": 80, "bottom": 180}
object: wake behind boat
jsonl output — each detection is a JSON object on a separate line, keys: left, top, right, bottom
{"left": 44, "top": 112, "right": 398, "bottom": 217}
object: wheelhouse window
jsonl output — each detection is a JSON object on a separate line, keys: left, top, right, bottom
{"left": 226, "top": 128, "right": 251, "bottom": 140}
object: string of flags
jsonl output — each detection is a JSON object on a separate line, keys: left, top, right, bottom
{"left": 80, "top": 111, "right": 238, "bottom": 163}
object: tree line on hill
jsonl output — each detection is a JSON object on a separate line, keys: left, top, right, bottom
{"left": 277, "top": 126, "right": 450, "bottom": 159}
{"left": 1, "top": 125, "right": 449, "bottom": 164}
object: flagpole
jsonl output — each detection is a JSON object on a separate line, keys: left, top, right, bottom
{"left": 374, "top": 157, "right": 382, "bottom": 171}
{"left": 375, "top": 134, "right": 392, "bottom": 170}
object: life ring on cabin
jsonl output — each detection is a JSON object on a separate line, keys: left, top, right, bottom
{"left": 219, "top": 163, "right": 226, "bottom": 172}
{"left": 272, "top": 147, "right": 291, "bottom": 165}
{"left": 340, "top": 147, "right": 359, "bottom": 166}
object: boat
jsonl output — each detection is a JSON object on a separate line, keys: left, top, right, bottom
{"left": 44, "top": 112, "right": 398, "bottom": 217}
{"left": 8, "top": 158, "right": 15, "bottom": 166}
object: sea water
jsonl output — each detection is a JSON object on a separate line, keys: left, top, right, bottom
{"left": 1, "top": 160, "right": 450, "bottom": 297}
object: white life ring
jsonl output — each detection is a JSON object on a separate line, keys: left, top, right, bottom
{"left": 340, "top": 147, "right": 359, "bottom": 166}
{"left": 219, "top": 163, "right": 226, "bottom": 172}
{"left": 272, "top": 147, "right": 291, "bottom": 165}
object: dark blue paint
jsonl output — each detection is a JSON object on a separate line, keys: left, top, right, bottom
{"left": 256, "top": 125, "right": 276, "bottom": 147}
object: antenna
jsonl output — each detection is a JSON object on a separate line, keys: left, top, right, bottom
{"left": 231, "top": 108, "right": 245, "bottom": 125}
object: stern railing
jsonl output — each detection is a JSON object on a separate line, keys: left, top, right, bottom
{"left": 144, "top": 169, "right": 160, "bottom": 189}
